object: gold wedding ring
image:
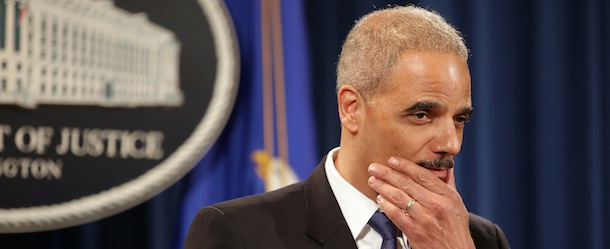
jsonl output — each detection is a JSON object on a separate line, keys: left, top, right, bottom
{"left": 405, "top": 199, "right": 416, "bottom": 214}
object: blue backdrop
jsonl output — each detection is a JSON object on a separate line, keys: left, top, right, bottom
{"left": 2, "top": 1, "right": 609, "bottom": 249}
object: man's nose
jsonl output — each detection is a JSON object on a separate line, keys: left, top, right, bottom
{"left": 432, "top": 119, "right": 461, "bottom": 155}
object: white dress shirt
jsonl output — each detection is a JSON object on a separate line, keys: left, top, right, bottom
{"left": 325, "top": 147, "right": 410, "bottom": 249}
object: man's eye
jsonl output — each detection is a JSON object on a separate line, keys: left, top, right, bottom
{"left": 413, "top": 113, "right": 427, "bottom": 119}
{"left": 409, "top": 112, "right": 431, "bottom": 123}
{"left": 455, "top": 115, "right": 470, "bottom": 124}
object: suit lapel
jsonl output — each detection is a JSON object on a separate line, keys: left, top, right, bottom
{"left": 303, "top": 158, "right": 358, "bottom": 249}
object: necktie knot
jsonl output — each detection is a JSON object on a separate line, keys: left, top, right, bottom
{"left": 368, "top": 211, "right": 397, "bottom": 249}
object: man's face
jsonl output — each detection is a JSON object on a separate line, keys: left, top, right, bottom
{"left": 359, "top": 51, "right": 472, "bottom": 183}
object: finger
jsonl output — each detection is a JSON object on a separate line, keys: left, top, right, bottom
{"left": 401, "top": 197, "right": 422, "bottom": 220}
{"left": 369, "top": 163, "right": 440, "bottom": 208}
{"left": 376, "top": 194, "right": 415, "bottom": 231}
{"left": 368, "top": 175, "right": 412, "bottom": 210}
{"left": 375, "top": 190, "right": 423, "bottom": 220}
{"left": 377, "top": 194, "right": 437, "bottom": 239}
{"left": 368, "top": 175, "right": 423, "bottom": 220}
{"left": 387, "top": 157, "right": 453, "bottom": 195}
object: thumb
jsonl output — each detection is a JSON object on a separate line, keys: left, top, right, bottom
{"left": 446, "top": 167, "right": 457, "bottom": 191}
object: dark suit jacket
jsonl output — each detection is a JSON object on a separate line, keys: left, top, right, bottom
{"left": 185, "top": 160, "right": 510, "bottom": 248}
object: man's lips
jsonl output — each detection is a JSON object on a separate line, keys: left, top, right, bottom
{"left": 426, "top": 168, "right": 448, "bottom": 183}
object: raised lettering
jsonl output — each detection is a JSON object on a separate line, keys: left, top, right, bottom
{"left": 0, "top": 125, "right": 11, "bottom": 152}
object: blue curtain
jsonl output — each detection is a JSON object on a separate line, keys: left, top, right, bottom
{"left": 2, "top": 1, "right": 609, "bottom": 249}
{"left": 457, "top": 1, "right": 610, "bottom": 248}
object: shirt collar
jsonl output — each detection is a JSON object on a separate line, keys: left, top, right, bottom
{"left": 325, "top": 147, "right": 380, "bottom": 240}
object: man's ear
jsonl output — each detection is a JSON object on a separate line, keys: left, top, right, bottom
{"left": 337, "top": 85, "right": 363, "bottom": 134}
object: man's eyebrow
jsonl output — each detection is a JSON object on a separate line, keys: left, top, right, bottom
{"left": 403, "top": 101, "right": 443, "bottom": 113}
{"left": 460, "top": 107, "right": 474, "bottom": 116}
{"left": 401, "top": 101, "right": 474, "bottom": 116}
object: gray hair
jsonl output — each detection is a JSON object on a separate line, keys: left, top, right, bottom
{"left": 336, "top": 6, "right": 468, "bottom": 98}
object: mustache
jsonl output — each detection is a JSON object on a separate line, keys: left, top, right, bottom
{"left": 416, "top": 156, "right": 454, "bottom": 170}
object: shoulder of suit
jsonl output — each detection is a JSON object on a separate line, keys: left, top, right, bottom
{"left": 468, "top": 212, "right": 500, "bottom": 233}
{"left": 469, "top": 212, "right": 496, "bottom": 226}
{"left": 204, "top": 181, "right": 306, "bottom": 215}
{"left": 468, "top": 212, "right": 508, "bottom": 246}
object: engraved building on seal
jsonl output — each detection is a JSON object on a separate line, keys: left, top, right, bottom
{"left": 0, "top": 0, "right": 183, "bottom": 108}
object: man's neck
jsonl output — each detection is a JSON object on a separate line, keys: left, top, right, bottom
{"left": 334, "top": 148, "right": 378, "bottom": 201}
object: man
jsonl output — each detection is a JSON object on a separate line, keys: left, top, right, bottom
{"left": 185, "top": 6, "right": 510, "bottom": 249}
